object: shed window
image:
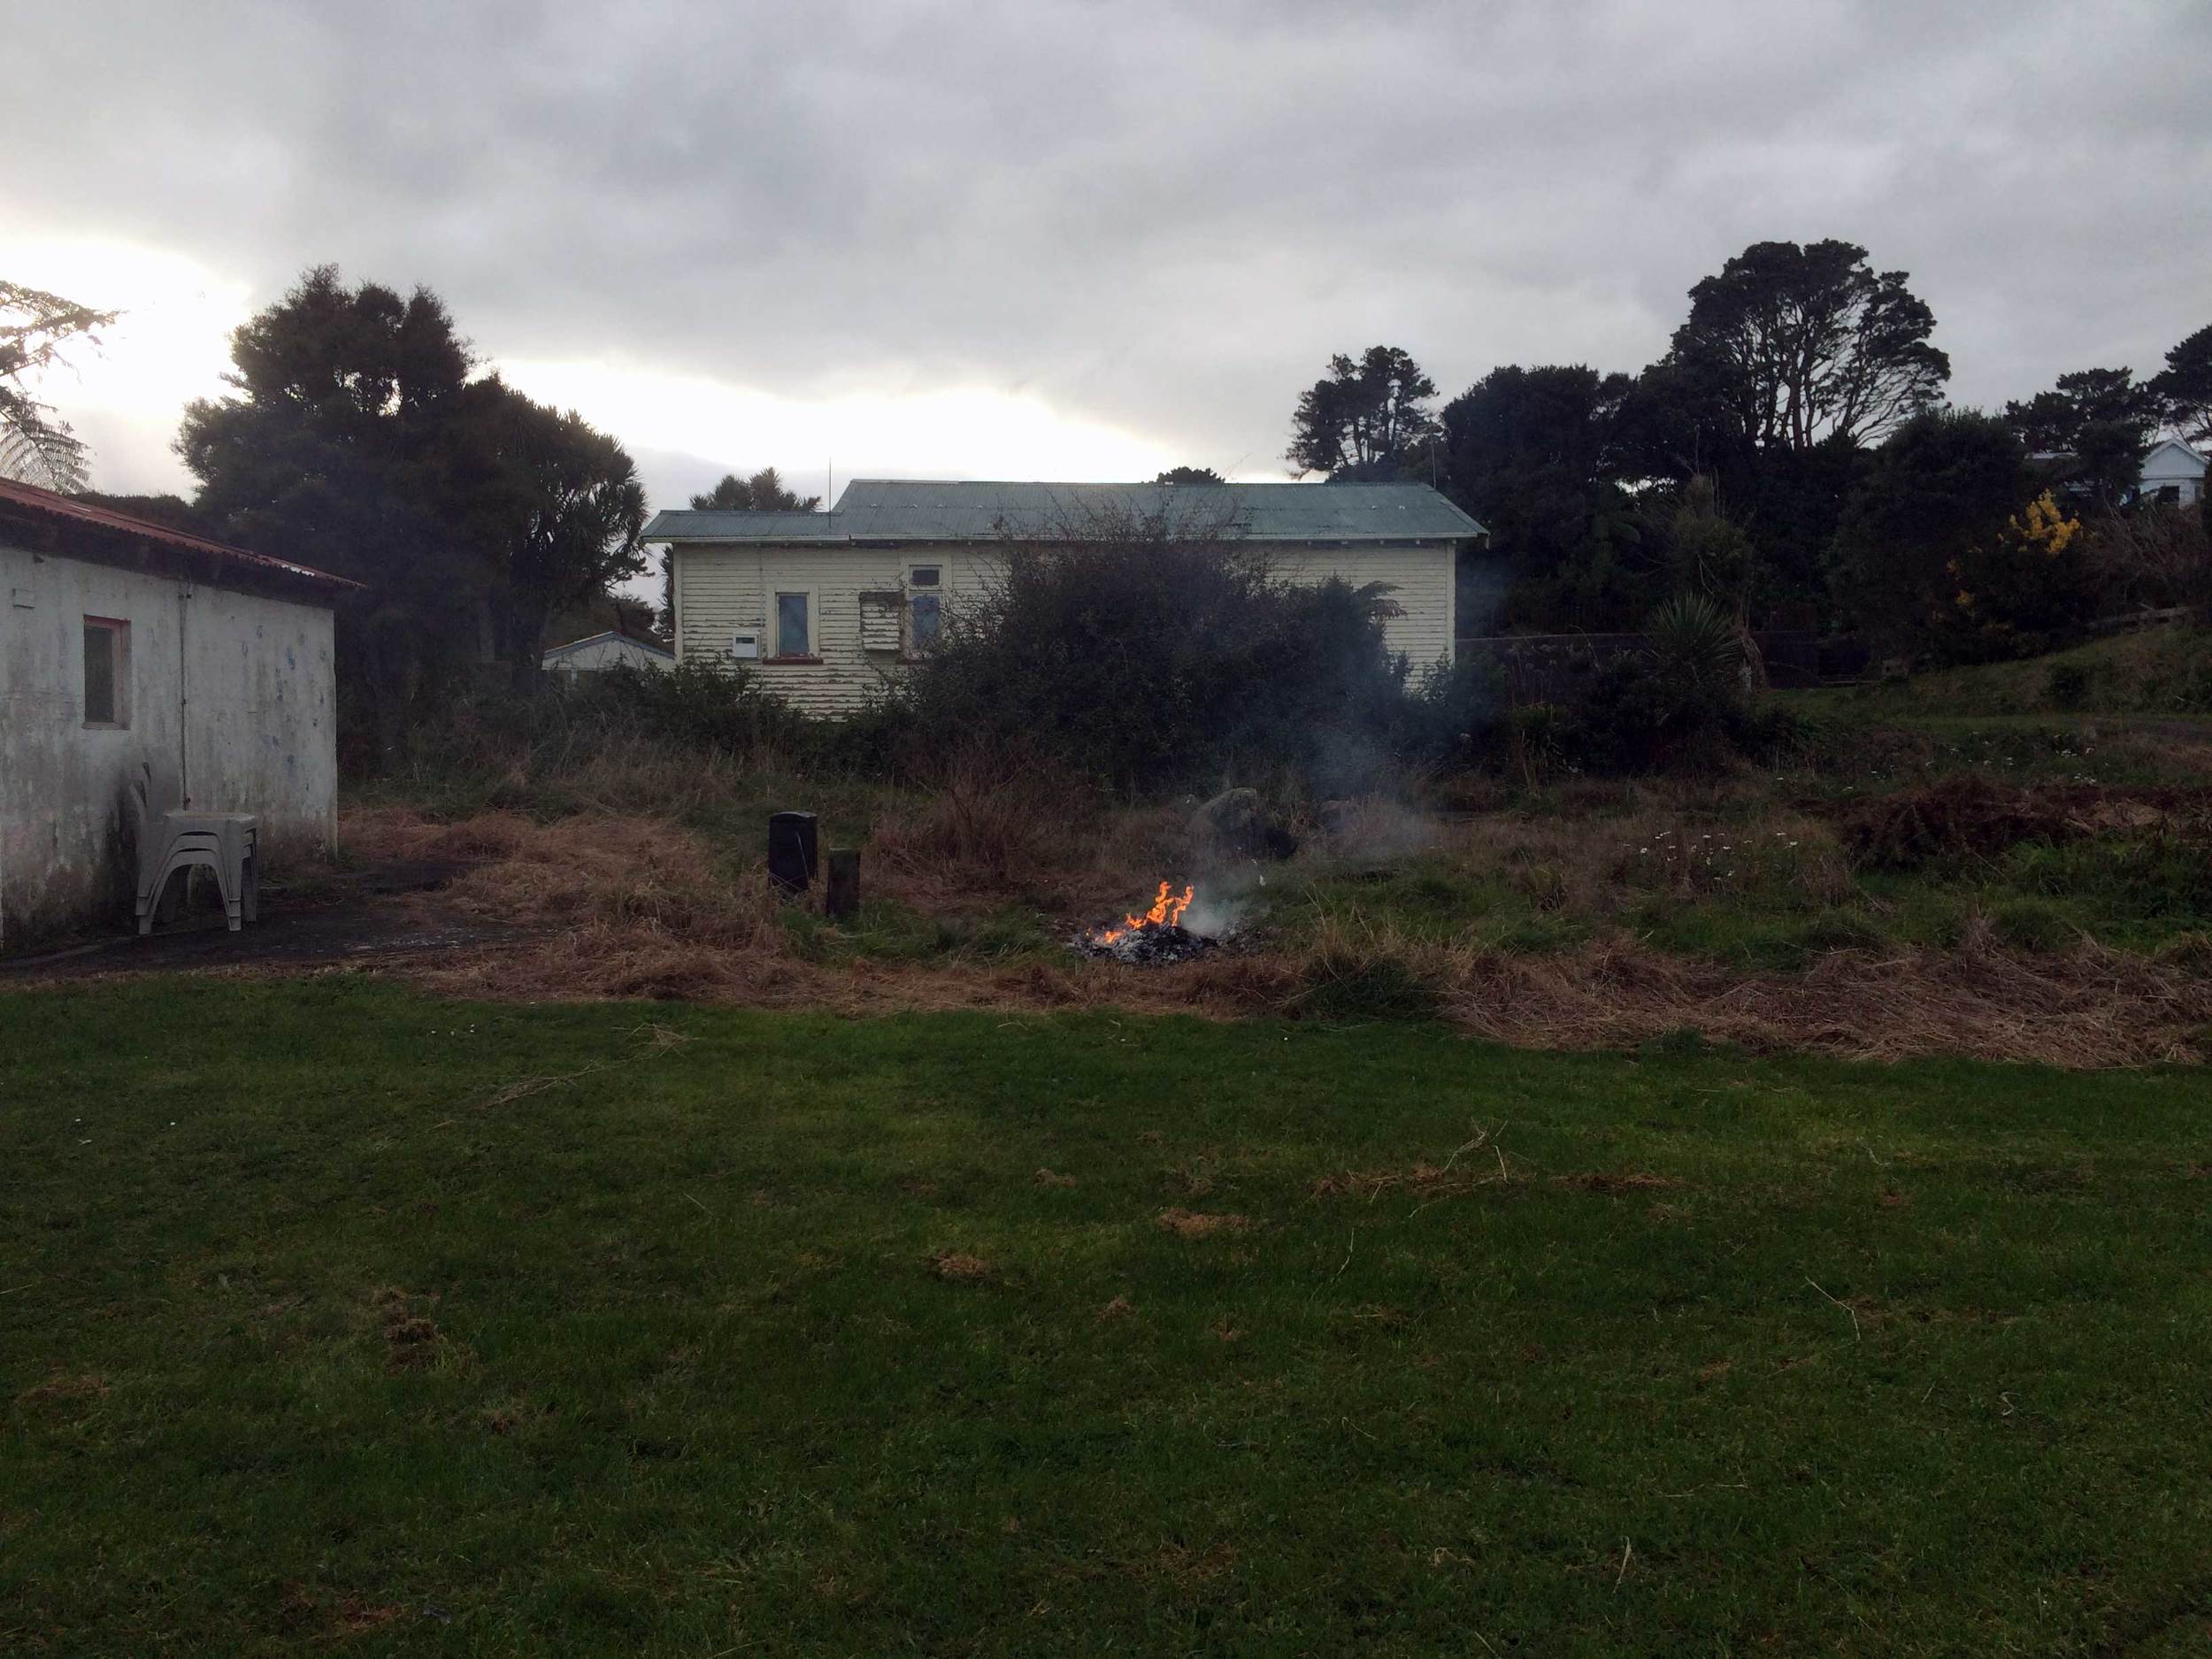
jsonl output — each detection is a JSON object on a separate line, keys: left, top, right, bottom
{"left": 775, "top": 592, "right": 811, "bottom": 657}
{"left": 83, "top": 617, "right": 129, "bottom": 728}
{"left": 908, "top": 565, "right": 941, "bottom": 650}
{"left": 2154, "top": 484, "right": 2181, "bottom": 506}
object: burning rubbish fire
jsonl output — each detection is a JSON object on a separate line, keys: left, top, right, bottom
{"left": 1075, "top": 880, "right": 1219, "bottom": 964}
{"left": 1097, "top": 881, "right": 1193, "bottom": 944}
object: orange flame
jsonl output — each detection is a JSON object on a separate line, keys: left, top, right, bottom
{"left": 1096, "top": 881, "right": 1194, "bottom": 943}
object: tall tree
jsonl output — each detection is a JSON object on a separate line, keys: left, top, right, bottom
{"left": 662, "top": 465, "right": 821, "bottom": 626}
{"left": 1286, "top": 346, "right": 1440, "bottom": 480}
{"left": 689, "top": 466, "right": 818, "bottom": 511}
{"left": 1659, "top": 240, "right": 1949, "bottom": 459}
{"left": 179, "top": 266, "right": 475, "bottom": 758}
{"left": 1, "top": 280, "right": 118, "bottom": 491}
{"left": 2003, "top": 367, "right": 2161, "bottom": 507}
{"left": 1155, "top": 465, "right": 1225, "bottom": 485}
{"left": 1437, "top": 364, "right": 1656, "bottom": 630}
{"left": 457, "top": 379, "right": 649, "bottom": 672}
{"left": 1832, "top": 410, "right": 2036, "bottom": 657}
{"left": 2150, "top": 324, "right": 2212, "bottom": 449}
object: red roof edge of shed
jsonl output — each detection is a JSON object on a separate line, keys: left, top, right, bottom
{"left": 0, "top": 476, "right": 364, "bottom": 590}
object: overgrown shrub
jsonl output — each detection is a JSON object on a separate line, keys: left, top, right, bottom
{"left": 1503, "top": 702, "right": 1566, "bottom": 785}
{"left": 887, "top": 515, "right": 1419, "bottom": 795}
{"left": 1831, "top": 416, "right": 2113, "bottom": 664}
{"left": 1538, "top": 594, "right": 1808, "bottom": 775}
{"left": 375, "top": 657, "right": 833, "bottom": 810}
{"left": 2082, "top": 502, "right": 2212, "bottom": 615}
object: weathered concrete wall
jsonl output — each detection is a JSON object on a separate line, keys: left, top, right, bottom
{"left": 0, "top": 541, "right": 337, "bottom": 946}
{"left": 673, "top": 539, "right": 1459, "bottom": 716}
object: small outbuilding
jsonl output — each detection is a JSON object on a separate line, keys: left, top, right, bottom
{"left": 541, "top": 629, "right": 674, "bottom": 675}
{"left": 0, "top": 480, "right": 357, "bottom": 946}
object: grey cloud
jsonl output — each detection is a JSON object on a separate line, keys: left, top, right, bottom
{"left": 11, "top": 0, "right": 2211, "bottom": 487}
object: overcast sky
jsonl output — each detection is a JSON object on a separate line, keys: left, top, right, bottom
{"left": 8, "top": 0, "right": 2209, "bottom": 527}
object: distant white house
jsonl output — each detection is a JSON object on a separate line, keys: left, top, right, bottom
{"left": 541, "top": 631, "right": 674, "bottom": 675}
{"left": 2137, "top": 438, "right": 2206, "bottom": 507}
{"left": 645, "top": 479, "right": 1486, "bottom": 717}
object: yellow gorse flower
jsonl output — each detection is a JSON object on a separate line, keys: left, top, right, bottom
{"left": 2006, "top": 491, "right": 2080, "bottom": 557}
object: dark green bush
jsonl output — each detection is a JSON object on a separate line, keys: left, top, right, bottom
{"left": 888, "top": 520, "right": 1420, "bottom": 795}
{"left": 384, "top": 656, "right": 833, "bottom": 805}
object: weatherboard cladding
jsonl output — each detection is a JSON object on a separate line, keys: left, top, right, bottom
{"left": 672, "top": 539, "right": 1457, "bottom": 716}
{"left": 644, "top": 480, "right": 1486, "bottom": 544}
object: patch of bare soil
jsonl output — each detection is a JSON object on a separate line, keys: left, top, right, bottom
{"left": 930, "top": 1250, "right": 993, "bottom": 1282}
{"left": 1555, "top": 1171, "right": 1686, "bottom": 1195}
{"left": 14, "top": 1371, "right": 111, "bottom": 1409}
{"left": 372, "top": 1287, "right": 442, "bottom": 1372}
{"left": 1157, "top": 1208, "right": 1254, "bottom": 1239}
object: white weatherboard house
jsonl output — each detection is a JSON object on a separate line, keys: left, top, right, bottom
{"left": 0, "top": 480, "right": 355, "bottom": 945}
{"left": 647, "top": 479, "right": 1486, "bottom": 715}
{"left": 2137, "top": 439, "right": 2207, "bottom": 507}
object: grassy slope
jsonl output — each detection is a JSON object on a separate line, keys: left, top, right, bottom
{"left": 1790, "top": 622, "right": 2212, "bottom": 724}
{"left": 4, "top": 979, "right": 2210, "bottom": 1655}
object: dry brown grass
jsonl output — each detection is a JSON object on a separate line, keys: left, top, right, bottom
{"left": 323, "top": 798, "right": 2212, "bottom": 1067}
{"left": 1156, "top": 1208, "right": 1254, "bottom": 1239}
{"left": 930, "top": 1250, "right": 993, "bottom": 1282}
{"left": 864, "top": 758, "right": 1185, "bottom": 919}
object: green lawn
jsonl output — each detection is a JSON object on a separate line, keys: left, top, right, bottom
{"left": 4, "top": 979, "right": 2209, "bottom": 1655}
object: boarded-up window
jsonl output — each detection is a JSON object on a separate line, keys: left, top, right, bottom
{"left": 83, "top": 617, "right": 129, "bottom": 727}
{"left": 858, "top": 591, "right": 902, "bottom": 652}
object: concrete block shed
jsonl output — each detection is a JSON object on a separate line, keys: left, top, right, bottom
{"left": 0, "top": 480, "right": 357, "bottom": 946}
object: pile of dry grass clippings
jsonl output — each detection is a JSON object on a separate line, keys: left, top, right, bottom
{"left": 1840, "top": 777, "right": 2212, "bottom": 871}
{"left": 350, "top": 806, "right": 787, "bottom": 1002}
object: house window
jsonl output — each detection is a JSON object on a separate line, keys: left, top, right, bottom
{"left": 2154, "top": 484, "right": 2181, "bottom": 506}
{"left": 908, "top": 565, "right": 941, "bottom": 650}
{"left": 775, "top": 592, "right": 811, "bottom": 657}
{"left": 83, "top": 617, "right": 130, "bottom": 728}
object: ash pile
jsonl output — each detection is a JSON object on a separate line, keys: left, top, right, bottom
{"left": 1071, "top": 879, "right": 1221, "bottom": 966}
{"left": 1071, "top": 920, "right": 1219, "bottom": 965}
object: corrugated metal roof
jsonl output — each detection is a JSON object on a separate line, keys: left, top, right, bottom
{"left": 543, "top": 630, "right": 674, "bottom": 659}
{"left": 0, "top": 476, "right": 361, "bottom": 589}
{"left": 644, "top": 480, "right": 1485, "bottom": 543}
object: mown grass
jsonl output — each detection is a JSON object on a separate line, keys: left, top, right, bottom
{"left": 4, "top": 978, "right": 2211, "bottom": 1655}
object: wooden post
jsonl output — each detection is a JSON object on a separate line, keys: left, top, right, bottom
{"left": 768, "top": 811, "right": 818, "bottom": 895}
{"left": 825, "top": 848, "right": 860, "bottom": 920}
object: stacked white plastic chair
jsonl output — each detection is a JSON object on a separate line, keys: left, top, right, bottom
{"left": 131, "top": 761, "right": 259, "bottom": 934}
